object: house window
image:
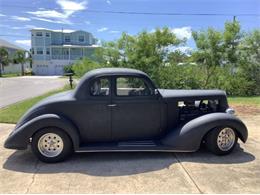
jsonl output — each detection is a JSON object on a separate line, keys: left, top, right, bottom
{"left": 46, "top": 32, "right": 50, "bottom": 37}
{"left": 79, "top": 35, "right": 84, "bottom": 42}
{"left": 46, "top": 48, "right": 50, "bottom": 55}
{"left": 31, "top": 48, "right": 34, "bottom": 55}
{"left": 65, "top": 35, "right": 71, "bottom": 43}
{"left": 36, "top": 32, "right": 43, "bottom": 36}
{"left": 36, "top": 48, "right": 43, "bottom": 55}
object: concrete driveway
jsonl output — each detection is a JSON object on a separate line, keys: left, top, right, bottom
{"left": 0, "top": 114, "right": 259, "bottom": 193}
{"left": 0, "top": 76, "right": 67, "bottom": 108}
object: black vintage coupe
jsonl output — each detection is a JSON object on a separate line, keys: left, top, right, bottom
{"left": 4, "top": 68, "right": 248, "bottom": 163}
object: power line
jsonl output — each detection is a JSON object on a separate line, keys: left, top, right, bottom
{"left": 1, "top": 4, "right": 260, "bottom": 17}
{"left": 86, "top": 10, "right": 260, "bottom": 17}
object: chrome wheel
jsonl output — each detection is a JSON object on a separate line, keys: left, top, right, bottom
{"left": 217, "top": 128, "right": 236, "bottom": 151}
{"left": 37, "top": 133, "right": 64, "bottom": 157}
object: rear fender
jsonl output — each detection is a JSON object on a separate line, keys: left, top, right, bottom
{"left": 161, "top": 113, "right": 248, "bottom": 151}
{"left": 4, "top": 114, "right": 80, "bottom": 150}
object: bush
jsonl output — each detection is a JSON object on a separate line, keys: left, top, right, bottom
{"left": 71, "top": 58, "right": 104, "bottom": 77}
{"left": 158, "top": 63, "right": 203, "bottom": 89}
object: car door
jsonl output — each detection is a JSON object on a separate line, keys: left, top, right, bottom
{"left": 80, "top": 76, "right": 112, "bottom": 143}
{"left": 111, "top": 76, "right": 162, "bottom": 141}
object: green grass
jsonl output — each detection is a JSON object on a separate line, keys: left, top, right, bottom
{"left": 228, "top": 96, "right": 260, "bottom": 106}
{"left": 0, "top": 85, "right": 73, "bottom": 124}
{"left": 1, "top": 73, "right": 21, "bottom": 78}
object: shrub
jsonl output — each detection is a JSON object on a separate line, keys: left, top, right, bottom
{"left": 72, "top": 58, "right": 107, "bottom": 77}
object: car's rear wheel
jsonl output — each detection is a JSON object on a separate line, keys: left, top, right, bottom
{"left": 205, "top": 127, "right": 238, "bottom": 155}
{"left": 31, "top": 128, "right": 73, "bottom": 163}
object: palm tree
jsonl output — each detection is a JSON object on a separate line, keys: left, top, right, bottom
{"left": 13, "top": 50, "right": 29, "bottom": 76}
{"left": 0, "top": 47, "right": 9, "bottom": 77}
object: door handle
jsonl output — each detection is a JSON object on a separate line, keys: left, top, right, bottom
{"left": 107, "top": 104, "right": 117, "bottom": 107}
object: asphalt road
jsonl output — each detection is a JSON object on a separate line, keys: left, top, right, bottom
{"left": 0, "top": 76, "right": 66, "bottom": 108}
{"left": 0, "top": 114, "right": 259, "bottom": 193}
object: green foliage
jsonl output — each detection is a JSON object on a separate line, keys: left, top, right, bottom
{"left": 0, "top": 47, "right": 9, "bottom": 66}
{"left": 72, "top": 24, "right": 260, "bottom": 96}
{"left": 0, "top": 47, "right": 9, "bottom": 76}
{"left": 72, "top": 58, "right": 107, "bottom": 77}
{"left": 13, "top": 50, "right": 31, "bottom": 76}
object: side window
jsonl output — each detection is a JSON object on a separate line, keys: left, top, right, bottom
{"left": 90, "top": 78, "right": 110, "bottom": 96}
{"left": 116, "top": 77, "right": 153, "bottom": 96}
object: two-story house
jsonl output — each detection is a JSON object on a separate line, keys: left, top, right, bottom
{"left": 31, "top": 28, "right": 98, "bottom": 75}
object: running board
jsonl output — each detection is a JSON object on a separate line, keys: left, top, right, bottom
{"left": 75, "top": 140, "right": 193, "bottom": 152}
{"left": 118, "top": 140, "right": 157, "bottom": 147}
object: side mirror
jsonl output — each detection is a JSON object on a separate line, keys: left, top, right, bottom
{"left": 154, "top": 89, "right": 160, "bottom": 96}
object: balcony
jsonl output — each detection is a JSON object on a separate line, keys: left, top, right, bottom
{"left": 51, "top": 55, "right": 84, "bottom": 60}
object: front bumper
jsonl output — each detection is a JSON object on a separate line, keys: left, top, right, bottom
{"left": 4, "top": 128, "right": 28, "bottom": 150}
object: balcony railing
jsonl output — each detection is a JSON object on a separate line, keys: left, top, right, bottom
{"left": 51, "top": 55, "right": 84, "bottom": 60}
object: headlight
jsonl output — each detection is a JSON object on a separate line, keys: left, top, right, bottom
{"left": 226, "top": 108, "right": 235, "bottom": 115}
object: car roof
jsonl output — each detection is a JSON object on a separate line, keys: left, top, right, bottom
{"left": 84, "top": 68, "right": 148, "bottom": 78}
{"left": 74, "top": 68, "right": 154, "bottom": 99}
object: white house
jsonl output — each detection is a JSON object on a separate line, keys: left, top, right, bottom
{"left": 31, "top": 28, "right": 98, "bottom": 75}
{"left": 0, "top": 39, "right": 30, "bottom": 74}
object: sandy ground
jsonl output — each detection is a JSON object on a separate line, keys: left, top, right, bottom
{"left": 0, "top": 108, "right": 259, "bottom": 193}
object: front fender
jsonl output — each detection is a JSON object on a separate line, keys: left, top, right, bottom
{"left": 4, "top": 114, "right": 80, "bottom": 150}
{"left": 161, "top": 113, "right": 248, "bottom": 151}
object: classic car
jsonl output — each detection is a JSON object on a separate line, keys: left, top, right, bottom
{"left": 4, "top": 68, "right": 248, "bottom": 163}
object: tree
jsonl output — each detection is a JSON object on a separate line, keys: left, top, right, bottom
{"left": 238, "top": 30, "right": 260, "bottom": 95}
{"left": 192, "top": 28, "right": 223, "bottom": 87}
{"left": 0, "top": 47, "right": 9, "bottom": 77}
{"left": 13, "top": 50, "right": 28, "bottom": 76}
{"left": 191, "top": 20, "right": 242, "bottom": 89}
{"left": 97, "top": 28, "right": 184, "bottom": 85}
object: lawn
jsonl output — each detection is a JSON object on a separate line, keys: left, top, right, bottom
{"left": 228, "top": 96, "right": 260, "bottom": 106}
{"left": 1, "top": 73, "right": 21, "bottom": 78}
{"left": 0, "top": 85, "right": 72, "bottom": 124}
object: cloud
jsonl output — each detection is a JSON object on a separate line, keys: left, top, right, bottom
{"left": 106, "top": 0, "right": 111, "bottom": 5}
{"left": 15, "top": 40, "right": 31, "bottom": 47}
{"left": 11, "top": 16, "right": 31, "bottom": 21}
{"left": 98, "top": 27, "right": 108, "bottom": 32}
{"left": 27, "top": 0, "right": 87, "bottom": 24}
{"left": 57, "top": 0, "right": 87, "bottom": 13}
{"left": 31, "top": 16, "right": 70, "bottom": 24}
{"left": 109, "top": 30, "right": 120, "bottom": 34}
{"left": 11, "top": 25, "right": 37, "bottom": 30}
{"left": 85, "top": 20, "right": 91, "bottom": 25}
{"left": 171, "top": 27, "right": 192, "bottom": 40}
{"left": 0, "top": 13, "right": 6, "bottom": 17}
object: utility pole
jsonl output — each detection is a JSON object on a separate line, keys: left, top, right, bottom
{"left": 233, "top": 15, "right": 236, "bottom": 22}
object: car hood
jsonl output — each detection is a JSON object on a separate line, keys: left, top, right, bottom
{"left": 158, "top": 89, "right": 227, "bottom": 102}
{"left": 15, "top": 90, "right": 75, "bottom": 128}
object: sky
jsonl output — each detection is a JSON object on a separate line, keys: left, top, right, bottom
{"left": 0, "top": 0, "right": 259, "bottom": 51}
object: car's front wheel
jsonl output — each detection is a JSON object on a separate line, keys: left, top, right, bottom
{"left": 31, "top": 128, "right": 73, "bottom": 163}
{"left": 205, "top": 127, "right": 238, "bottom": 155}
